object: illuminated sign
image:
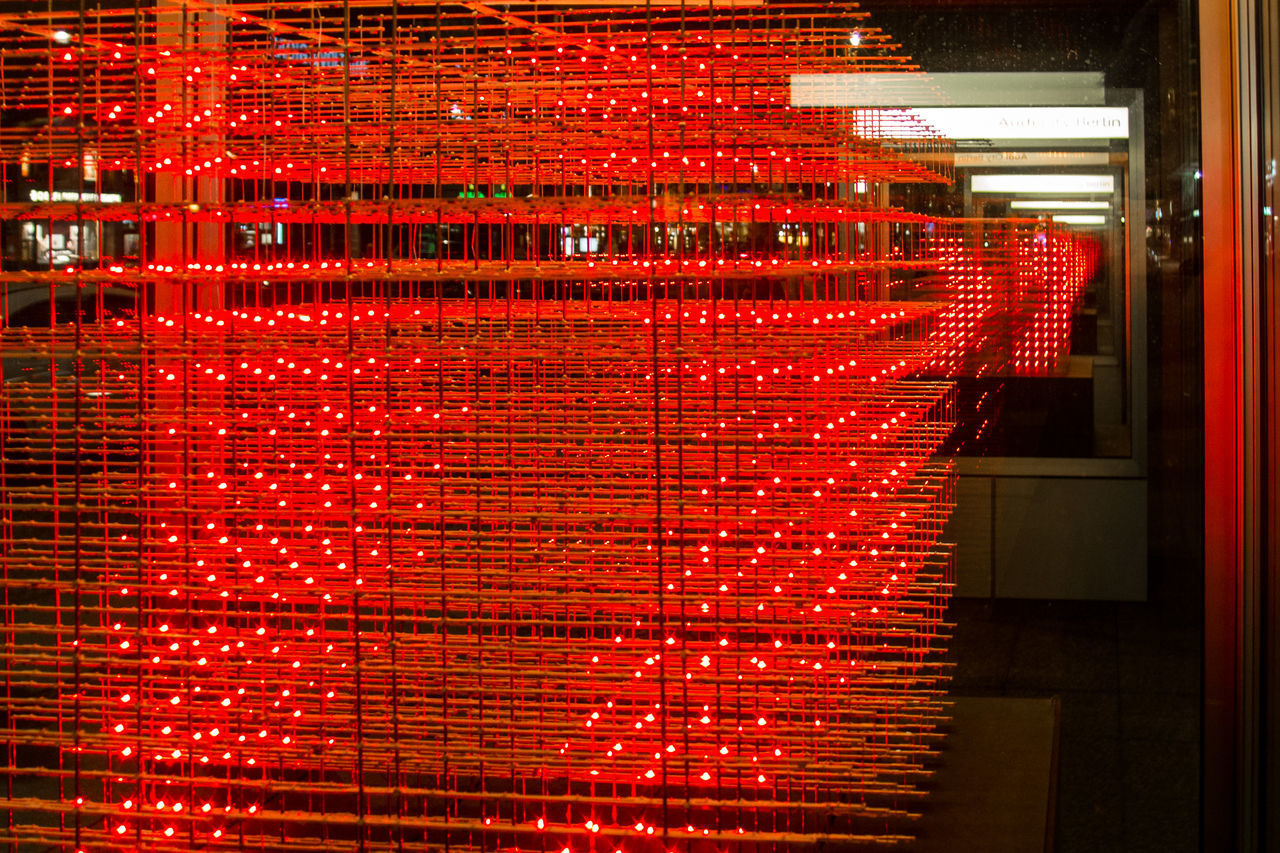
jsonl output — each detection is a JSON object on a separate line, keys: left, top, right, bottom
{"left": 274, "top": 39, "right": 367, "bottom": 75}
{"left": 1011, "top": 200, "right": 1111, "bottom": 210}
{"left": 955, "top": 151, "right": 1111, "bottom": 167}
{"left": 789, "top": 72, "right": 1105, "bottom": 107}
{"left": 29, "top": 189, "right": 123, "bottom": 203}
{"left": 911, "top": 108, "right": 1128, "bottom": 140}
{"left": 971, "top": 174, "right": 1115, "bottom": 194}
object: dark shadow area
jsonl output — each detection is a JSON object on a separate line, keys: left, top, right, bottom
{"left": 945, "top": 597, "right": 1200, "bottom": 852}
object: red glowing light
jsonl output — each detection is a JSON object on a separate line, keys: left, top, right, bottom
{"left": 0, "top": 3, "right": 1094, "bottom": 849}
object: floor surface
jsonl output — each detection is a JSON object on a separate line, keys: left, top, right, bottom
{"left": 914, "top": 696, "right": 1059, "bottom": 853}
{"left": 946, "top": 597, "right": 1201, "bottom": 853}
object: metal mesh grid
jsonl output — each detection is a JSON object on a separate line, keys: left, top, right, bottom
{"left": 0, "top": 2, "right": 1093, "bottom": 850}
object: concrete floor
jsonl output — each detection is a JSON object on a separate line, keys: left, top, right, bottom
{"left": 946, "top": 597, "right": 1201, "bottom": 852}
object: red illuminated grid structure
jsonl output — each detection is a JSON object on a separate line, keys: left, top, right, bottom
{"left": 0, "top": 3, "right": 1095, "bottom": 851}
{"left": 921, "top": 222, "right": 1100, "bottom": 378}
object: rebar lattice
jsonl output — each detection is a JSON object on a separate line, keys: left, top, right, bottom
{"left": 0, "top": 3, "right": 1094, "bottom": 850}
